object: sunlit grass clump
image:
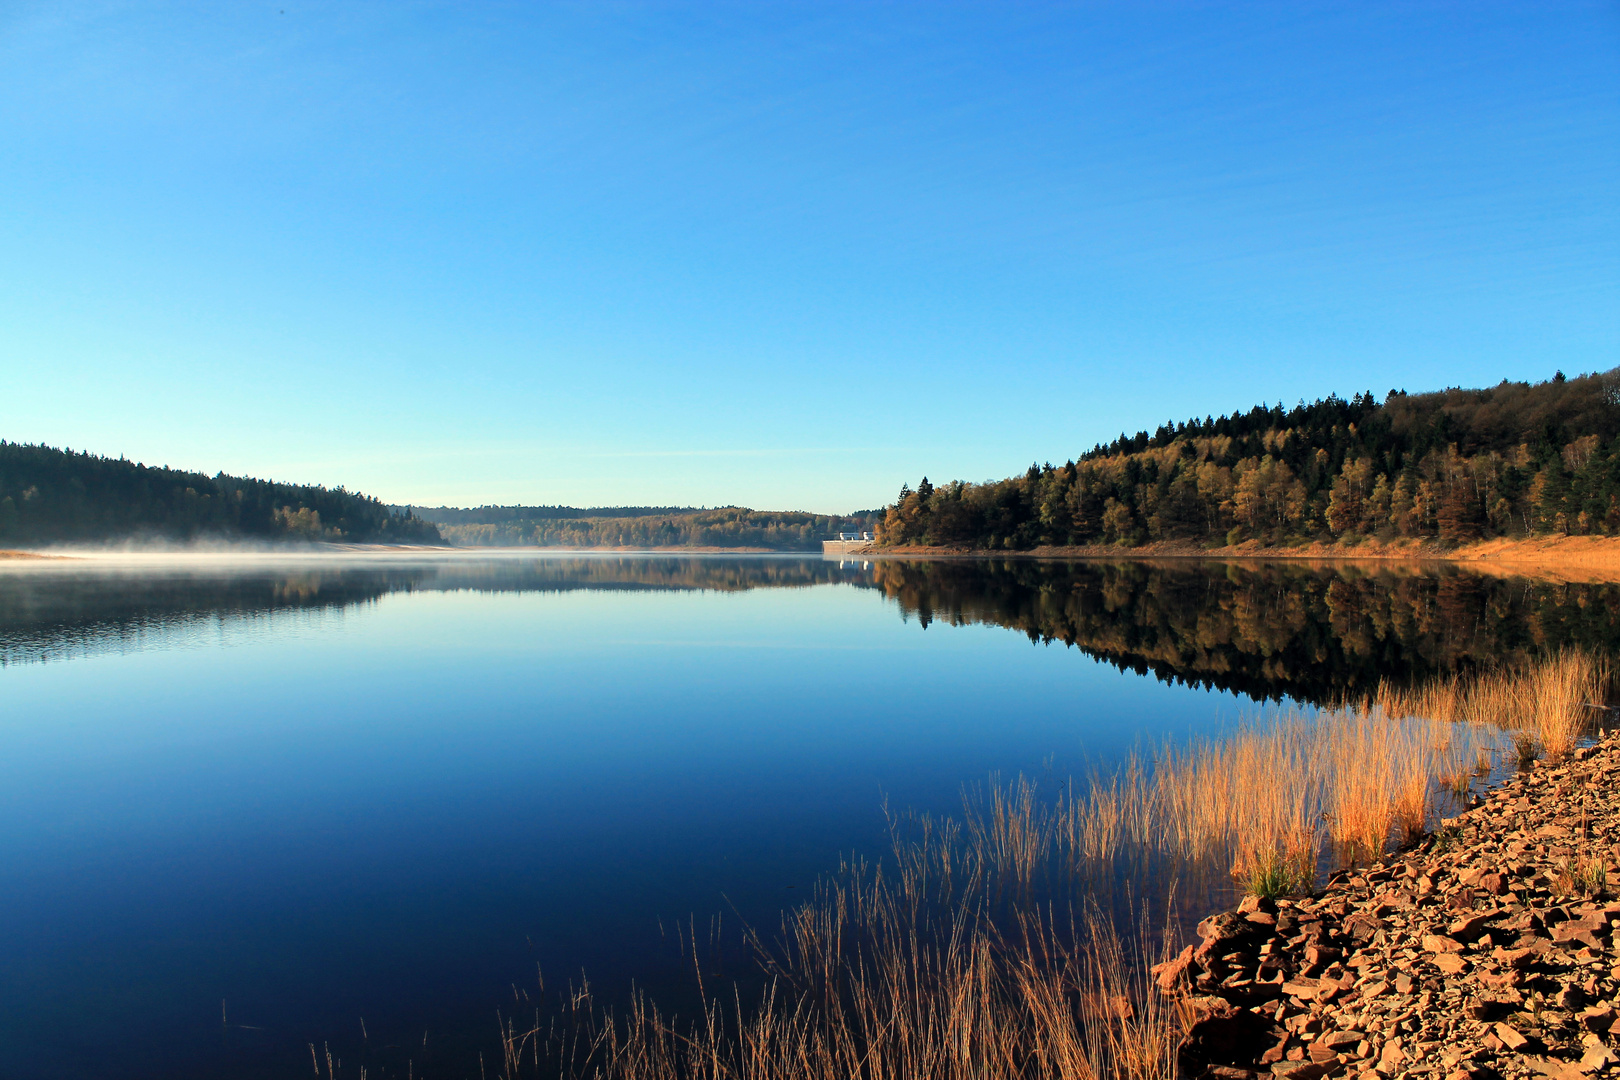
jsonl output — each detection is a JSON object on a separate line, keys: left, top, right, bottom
{"left": 1374, "top": 648, "right": 1608, "bottom": 760}
{"left": 1053, "top": 706, "right": 1473, "bottom": 896}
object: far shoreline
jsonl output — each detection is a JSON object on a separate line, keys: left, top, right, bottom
{"left": 9, "top": 535, "right": 1620, "bottom": 581}
{"left": 841, "top": 534, "right": 1620, "bottom": 580}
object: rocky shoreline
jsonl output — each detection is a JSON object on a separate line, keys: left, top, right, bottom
{"left": 1161, "top": 733, "right": 1620, "bottom": 1080}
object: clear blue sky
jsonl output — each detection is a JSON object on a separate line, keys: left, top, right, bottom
{"left": 2, "top": 3, "right": 1616, "bottom": 513}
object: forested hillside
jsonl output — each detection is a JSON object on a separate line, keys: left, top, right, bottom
{"left": 877, "top": 369, "right": 1620, "bottom": 550}
{"left": 0, "top": 443, "right": 441, "bottom": 545}
{"left": 409, "top": 505, "right": 880, "bottom": 550}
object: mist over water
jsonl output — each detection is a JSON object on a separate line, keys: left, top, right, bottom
{"left": 0, "top": 553, "right": 1611, "bottom": 1079}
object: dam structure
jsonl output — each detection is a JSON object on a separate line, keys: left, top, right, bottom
{"left": 821, "top": 531, "right": 874, "bottom": 555}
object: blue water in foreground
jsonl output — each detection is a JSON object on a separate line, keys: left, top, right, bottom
{"left": 0, "top": 553, "right": 1248, "bottom": 1079}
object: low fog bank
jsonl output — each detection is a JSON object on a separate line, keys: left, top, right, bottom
{"left": 0, "top": 535, "right": 461, "bottom": 565}
{"left": 0, "top": 538, "right": 824, "bottom": 569}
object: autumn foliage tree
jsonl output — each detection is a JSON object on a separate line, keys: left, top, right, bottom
{"left": 876, "top": 369, "right": 1620, "bottom": 550}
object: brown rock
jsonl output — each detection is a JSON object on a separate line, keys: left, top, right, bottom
{"left": 1281, "top": 978, "right": 1321, "bottom": 1000}
{"left": 1568, "top": 910, "right": 1608, "bottom": 935}
{"left": 1153, "top": 945, "right": 1197, "bottom": 991}
{"left": 1551, "top": 924, "right": 1604, "bottom": 951}
{"left": 1448, "top": 912, "right": 1496, "bottom": 941}
{"left": 1378, "top": 1040, "right": 1407, "bottom": 1071}
{"left": 1579, "top": 1005, "right": 1617, "bottom": 1033}
{"left": 1582, "top": 1043, "right": 1619, "bottom": 1071}
{"left": 1178, "top": 998, "right": 1279, "bottom": 1076}
{"left": 1498, "top": 910, "right": 1540, "bottom": 933}
{"left": 1479, "top": 872, "right": 1510, "bottom": 895}
{"left": 1197, "top": 912, "right": 1262, "bottom": 961}
{"left": 1492, "top": 946, "right": 1538, "bottom": 969}
{"left": 1433, "top": 952, "right": 1469, "bottom": 975}
{"left": 1522, "top": 1057, "right": 1586, "bottom": 1080}
{"left": 1270, "top": 1065, "right": 1326, "bottom": 1080}
{"left": 1304, "top": 944, "right": 1340, "bottom": 966}
{"left": 1424, "top": 934, "right": 1465, "bottom": 953}
{"left": 1259, "top": 1032, "right": 1290, "bottom": 1065}
{"left": 1491, "top": 1022, "right": 1531, "bottom": 1051}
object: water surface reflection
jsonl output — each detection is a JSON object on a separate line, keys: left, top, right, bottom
{"left": 0, "top": 554, "right": 1611, "bottom": 1078}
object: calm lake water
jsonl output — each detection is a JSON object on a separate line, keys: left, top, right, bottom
{"left": 1, "top": 552, "right": 1616, "bottom": 1079}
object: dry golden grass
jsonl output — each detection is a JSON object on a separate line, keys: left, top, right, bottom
{"left": 472, "top": 652, "right": 1606, "bottom": 1080}
{"left": 1021, "top": 705, "right": 1483, "bottom": 898}
{"left": 1373, "top": 649, "right": 1609, "bottom": 760}
{"left": 1046, "top": 651, "right": 1607, "bottom": 896}
{"left": 496, "top": 810, "right": 1189, "bottom": 1080}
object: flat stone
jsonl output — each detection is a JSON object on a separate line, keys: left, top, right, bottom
{"left": 1433, "top": 953, "right": 1469, "bottom": 975}
{"left": 1579, "top": 1006, "right": 1617, "bottom": 1033}
{"left": 1448, "top": 913, "right": 1496, "bottom": 941}
{"left": 1582, "top": 1042, "right": 1618, "bottom": 1070}
{"left": 1521, "top": 1056, "right": 1586, "bottom": 1080}
{"left": 1271, "top": 1065, "right": 1327, "bottom": 1080}
{"left": 1320, "top": 1030, "right": 1364, "bottom": 1050}
{"left": 1492, "top": 946, "right": 1538, "bottom": 969}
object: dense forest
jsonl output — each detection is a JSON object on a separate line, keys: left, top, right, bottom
{"left": 409, "top": 505, "right": 881, "bottom": 550}
{"left": 0, "top": 443, "right": 441, "bottom": 545}
{"left": 877, "top": 369, "right": 1620, "bottom": 550}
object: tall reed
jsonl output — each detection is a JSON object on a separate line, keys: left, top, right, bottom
{"left": 1058, "top": 707, "right": 1477, "bottom": 897}
{"left": 1373, "top": 649, "right": 1609, "bottom": 760}
{"left": 498, "top": 806, "right": 1189, "bottom": 1080}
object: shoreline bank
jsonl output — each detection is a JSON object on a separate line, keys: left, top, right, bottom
{"left": 1169, "top": 734, "right": 1620, "bottom": 1080}
{"left": 846, "top": 535, "right": 1620, "bottom": 579}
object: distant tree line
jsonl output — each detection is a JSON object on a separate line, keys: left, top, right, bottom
{"left": 0, "top": 442, "right": 441, "bottom": 545}
{"left": 877, "top": 369, "right": 1620, "bottom": 549}
{"left": 402, "top": 504, "right": 707, "bottom": 525}
{"left": 431, "top": 506, "right": 881, "bottom": 551}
